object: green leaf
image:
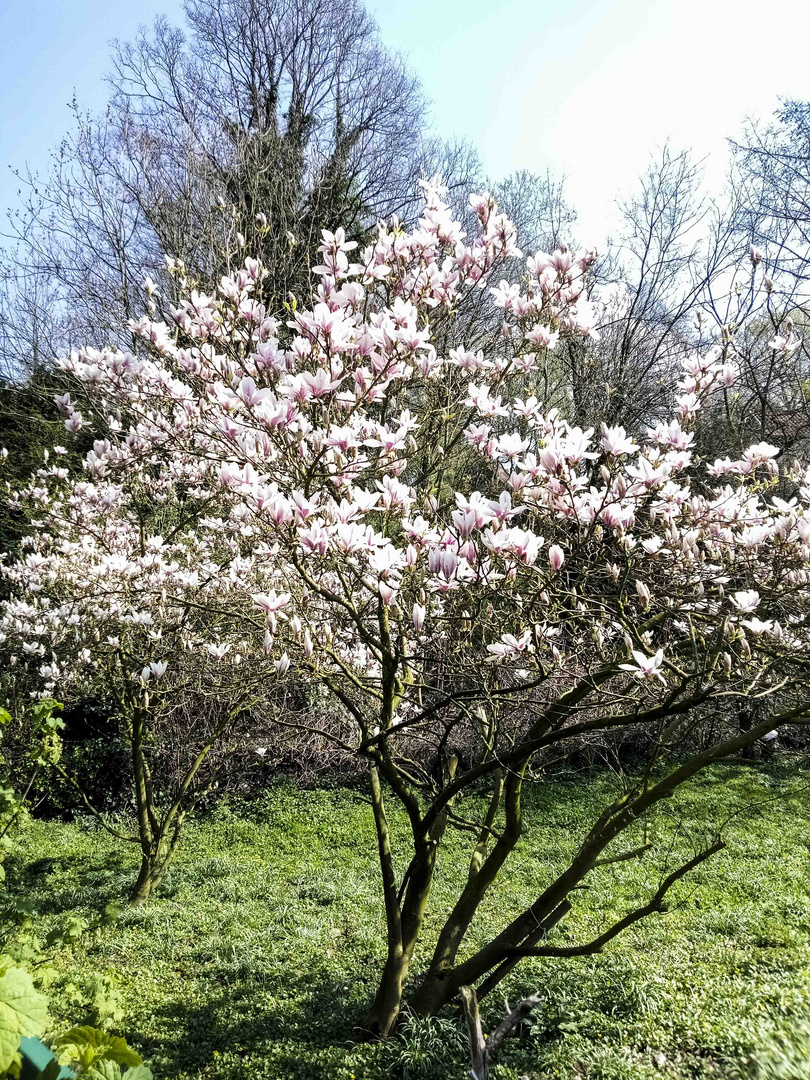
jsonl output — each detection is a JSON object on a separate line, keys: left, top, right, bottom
{"left": 0, "top": 709, "right": 12, "bottom": 727}
{"left": 87, "top": 1059, "right": 122, "bottom": 1080}
{"left": 30, "top": 701, "right": 62, "bottom": 727}
{"left": 45, "top": 917, "right": 87, "bottom": 949}
{"left": 98, "top": 904, "right": 122, "bottom": 928}
{"left": 35, "top": 968, "right": 59, "bottom": 991}
{"left": 0, "top": 964, "right": 48, "bottom": 1072}
{"left": 54, "top": 1028, "right": 141, "bottom": 1073}
{"left": 63, "top": 918, "right": 87, "bottom": 943}
{"left": 3, "top": 898, "right": 37, "bottom": 924}
{"left": 82, "top": 975, "right": 124, "bottom": 1028}
{"left": 121, "top": 1066, "right": 153, "bottom": 1080}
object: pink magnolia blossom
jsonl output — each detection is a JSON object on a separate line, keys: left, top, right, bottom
{"left": 730, "top": 590, "right": 760, "bottom": 614}
{"left": 620, "top": 649, "right": 666, "bottom": 684}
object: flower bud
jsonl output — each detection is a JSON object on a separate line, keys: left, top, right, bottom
{"left": 548, "top": 545, "right": 565, "bottom": 571}
{"left": 379, "top": 582, "right": 396, "bottom": 606}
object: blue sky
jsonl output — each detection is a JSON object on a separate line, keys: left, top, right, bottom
{"left": 2, "top": 0, "right": 810, "bottom": 245}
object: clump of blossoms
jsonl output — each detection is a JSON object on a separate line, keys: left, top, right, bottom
{"left": 4, "top": 178, "right": 810, "bottom": 1027}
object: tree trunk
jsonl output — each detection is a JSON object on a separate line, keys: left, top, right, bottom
{"left": 129, "top": 853, "right": 158, "bottom": 904}
{"left": 407, "top": 969, "right": 458, "bottom": 1017}
{"left": 360, "top": 844, "right": 437, "bottom": 1036}
{"left": 128, "top": 838, "right": 176, "bottom": 904}
{"left": 739, "top": 708, "right": 755, "bottom": 760}
{"left": 408, "top": 768, "right": 523, "bottom": 1016}
{"left": 359, "top": 761, "right": 439, "bottom": 1038}
{"left": 362, "top": 948, "right": 411, "bottom": 1039}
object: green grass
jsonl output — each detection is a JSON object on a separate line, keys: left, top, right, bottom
{"left": 7, "top": 764, "right": 810, "bottom": 1080}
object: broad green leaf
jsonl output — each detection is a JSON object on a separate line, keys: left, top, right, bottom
{"left": 45, "top": 917, "right": 87, "bottom": 949}
{"left": 31, "top": 700, "right": 62, "bottom": 726}
{"left": 99, "top": 903, "right": 122, "bottom": 927}
{"left": 90, "top": 986, "right": 123, "bottom": 1027}
{"left": 87, "top": 1058, "right": 122, "bottom": 1080}
{"left": 0, "top": 965, "right": 48, "bottom": 1072}
{"left": 122, "top": 1066, "right": 153, "bottom": 1080}
{"left": 54, "top": 1028, "right": 141, "bottom": 1072}
{"left": 36, "top": 968, "right": 59, "bottom": 990}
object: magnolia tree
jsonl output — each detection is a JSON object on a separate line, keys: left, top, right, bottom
{"left": 4, "top": 180, "right": 810, "bottom": 1034}
{"left": 0, "top": 500, "right": 286, "bottom": 901}
{"left": 0, "top": 429, "right": 297, "bottom": 901}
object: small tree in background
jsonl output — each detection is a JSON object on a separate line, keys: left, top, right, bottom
{"left": 0, "top": 421, "right": 291, "bottom": 902}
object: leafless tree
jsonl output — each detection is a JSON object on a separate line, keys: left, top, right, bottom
{"left": 578, "top": 146, "right": 723, "bottom": 431}
{"left": 494, "top": 167, "right": 576, "bottom": 255}
{"left": 731, "top": 100, "right": 810, "bottom": 306}
{"left": 712, "top": 103, "right": 810, "bottom": 456}
{"left": 0, "top": 0, "right": 585, "bottom": 388}
{"left": 1, "top": 0, "right": 431, "bottom": 375}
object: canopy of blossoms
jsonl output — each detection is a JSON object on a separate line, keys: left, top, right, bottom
{"left": 3, "top": 178, "right": 810, "bottom": 748}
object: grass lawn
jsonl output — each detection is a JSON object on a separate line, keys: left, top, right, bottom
{"left": 7, "top": 763, "right": 810, "bottom": 1080}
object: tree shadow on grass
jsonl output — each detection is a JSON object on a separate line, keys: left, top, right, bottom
{"left": 138, "top": 968, "right": 375, "bottom": 1079}
{"left": 5, "top": 848, "right": 139, "bottom": 916}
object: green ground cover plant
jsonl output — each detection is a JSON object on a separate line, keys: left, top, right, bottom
{"left": 6, "top": 764, "right": 810, "bottom": 1080}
